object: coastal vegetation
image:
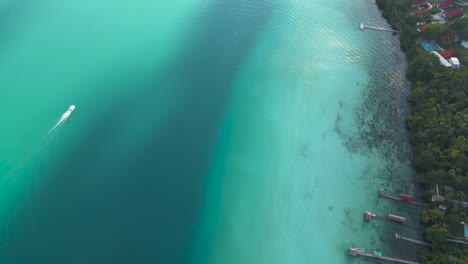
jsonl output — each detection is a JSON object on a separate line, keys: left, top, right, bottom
{"left": 376, "top": 0, "right": 468, "bottom": 262}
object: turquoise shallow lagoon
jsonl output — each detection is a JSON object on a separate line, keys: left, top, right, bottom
{"left": 191, "top": 0, "right": 421, "bottom": 263}
{"left": 0, "top": 0, "right": 420, "bottom": 263}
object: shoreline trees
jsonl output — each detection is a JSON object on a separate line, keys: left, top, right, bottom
{"left": 376, "top": 0, "right": 468, "bottom": 262}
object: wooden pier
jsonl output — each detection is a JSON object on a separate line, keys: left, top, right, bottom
{"left": 348, "top": 248, "right": 420, "bottom": 264}
{"left": 395, "top": 233, "right": 431, "bottom": 247}
{"left": 378, "top": 189, "right": 428, "bottom": 207}
{"left": 364, "top": 210, "right": 421, "bottom": 229}
{"left": 364, "top": 211, "right": 406, "bottom": 224}
{"left": 360, "top": 22, "right": 400, "bottom": 33}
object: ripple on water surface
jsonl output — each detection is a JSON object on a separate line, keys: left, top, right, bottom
{"left": 0, "top": 0, "right": 420, "bottom": 263}
{"left": 193, "top": 0, "right": 419, "bottom": 263}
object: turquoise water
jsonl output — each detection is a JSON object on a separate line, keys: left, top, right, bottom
{"left": 0, "top": 0, "right": 419, "bottom": 263}
{"left": 192, "top": 0, "right": 420, "bottom": 263}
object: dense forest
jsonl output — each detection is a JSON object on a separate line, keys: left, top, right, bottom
{"left": 375, "top": 0, "right": 468, "bottom": 262}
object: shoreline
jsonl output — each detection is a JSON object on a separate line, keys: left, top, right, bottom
{"left": 375, "top": 0, "right": 468, "bottom": 262}
{"left": 362, "top": 3, "right": 424, "bottom": 261}
{"left": 372, "top": 1, "right": 427, "bottom": 261}
{"left": 193, "top": 1, "right": 425, "bottom": 263}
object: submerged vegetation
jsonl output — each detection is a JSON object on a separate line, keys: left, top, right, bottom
{"left": 376, "top": 0, "right": 468, "bottom": 262}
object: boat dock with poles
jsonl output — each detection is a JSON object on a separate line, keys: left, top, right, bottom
{"left": 360, "top": 22, "right": 400, "bottom": 33}
{"left": 364, "top": 211, "right": 406, "bottom": 224}
{"left": 364, "top": 211, "right": 421, "bottom": 228}
{"left": 348, "top": 248, "right": 420, "bottom": 264}
{"left": 378, "top": 189, "right": 428, "bottom": 207}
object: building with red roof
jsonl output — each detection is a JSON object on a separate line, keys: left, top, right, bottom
{"left": 412, "top": 0, "right": 429, "bottom": 7}
{"left": 417, "top": 24, "right": 426, "bottom": 32}
{"left": 437, "top": 0, "right": 454, "bottom": 9}
{"left": 413, "top": 8, "right": 432, "bottom": 15}
{"left": 443, "top": 8, "right": 464, "bottom": 18}
{"left": 439, "top": 48, "right": 456, "bottom": 58}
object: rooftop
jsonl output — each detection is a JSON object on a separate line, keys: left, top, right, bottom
{"left": 413, "top": 8, "right": 432, "bottom": 15}
{"left": 449, "top": 57, "right": 460, "bottom": 66}
{"left": 432, "top": 194, "right": 446, "bottom": 202}
{"left": 437, "top": 0, "right": 454, "bottom": 9}
{"left": 443, "top": 8, "right": 464, "bottom": 18}
{"left": 462, "top": 40, "right": 468, "bottom": 49}
{"left": 439, "top": 47, "right": 456, "bottom": 58}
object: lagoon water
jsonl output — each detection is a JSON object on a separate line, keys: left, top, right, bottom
{"left": 0, "top": 0, "right": 420, "bottom": 263}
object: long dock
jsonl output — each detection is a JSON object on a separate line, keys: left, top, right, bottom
{"left": 395, "top": 233, "right": 431, "bottom": 247}
{"left": 364, "top": 211, "right": 421, "bottom": 229}
{"left": 378, "top": 189, "right": 428, "bottom": 207}
{"left": 364, "top": 211, "right": 406, "bottom": 224}
{"left": 348, "top": 248, "right": 420, "bottom": 264}
{"left": 360, "top": 22, "right": 400, "bottom": 33}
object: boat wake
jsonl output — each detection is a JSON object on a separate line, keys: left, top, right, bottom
{"left": 48, "top": 105, "right": 75, "bottom": 134}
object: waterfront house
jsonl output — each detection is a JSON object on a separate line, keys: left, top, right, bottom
{"left": 462, "top": 40, "right": 468, "bottom": 49}
{"left": 443, "top": 8, "right": 465, "bottom": 18}
{"left": 431, "top": 51, "right": 454, "bottom": 67}
{"left": 432, "top": 194, "right": 446, "bottom": 202}
{"left": 431, "top": 51, "right": 461, "bottom": 68}
{"left": 437, "top": 0, "right": 454, "bottom": 9}
{"left": 439, "top": 47, "right": 456, "bottom": 58}
{"left": 412, "top": 8, "right": 433, "bottom": 15}
{"left": 448, "top": 57, "right": 460, "bottom": 69}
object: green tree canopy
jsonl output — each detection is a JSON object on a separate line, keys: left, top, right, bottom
{"left": 425, "top": 224, "right": 450, "bottom": 249}
{"left": 424, "top": 23, "right": 449, "bottom": 41}
{"left": 407, "top": 52, "right": 439, "bottom": 81}
{"left": 453, "top": 16, "right": 468, "bottom": 39}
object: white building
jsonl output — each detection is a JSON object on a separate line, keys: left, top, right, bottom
{"left": 449, "top": 57, "right": 460, "bottom": 69}
{"left": 462, "top": 40, "right": 468, "bottom": 49}
{"left": 431, "top": 51, "right": 452, "bottom": 67}
{"left": 430, "top": 51, "right": 461, "bottom": 69}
